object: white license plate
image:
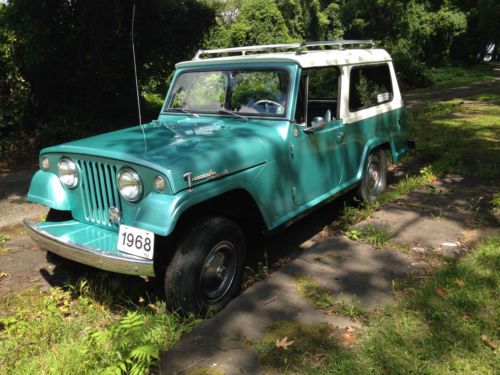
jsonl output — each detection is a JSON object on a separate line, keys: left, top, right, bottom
{"left": 117, "top": 225, "right": 155, "bottom": 259}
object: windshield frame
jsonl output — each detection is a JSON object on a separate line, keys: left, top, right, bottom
{"left": 162, "top": 67, "right": 292, "bottom": 119}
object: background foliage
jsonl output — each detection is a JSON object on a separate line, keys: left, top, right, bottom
{"left": 0, "top": 0, "right": 498, "bottom": 164}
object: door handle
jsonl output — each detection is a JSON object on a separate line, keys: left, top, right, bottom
{"left": 337, "top": 131, "right": 345, "bottom": 144}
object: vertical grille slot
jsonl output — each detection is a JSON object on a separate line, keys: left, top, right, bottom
{"left": 78, "top": 160, "right": 122, "bottom": 227}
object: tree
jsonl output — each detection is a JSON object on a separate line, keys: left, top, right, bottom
{"left": 231, "top": 0, "right": 292, "bottom": 45}
{"left": 3, "top": 0, "right": 215, "bottom": 125}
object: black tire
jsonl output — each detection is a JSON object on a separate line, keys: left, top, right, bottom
{"left": 164, "top": 217, "right": 246, "bottom": 315}
{"left": 357, "top": 150, "right": 388, "bottom": 202}
{"left": 46, "top": 209, "right": 72, "bottom": 222}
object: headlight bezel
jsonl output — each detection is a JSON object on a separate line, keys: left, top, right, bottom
{"left": 57, "top": 157, "right": 79, "bottom": 189}
{"left": 117, "top": 167, "right": 143, "bottom": 202}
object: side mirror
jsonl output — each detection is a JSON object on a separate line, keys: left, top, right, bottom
{"left": 304, "top": 117, "right": 326, "bottom": 134}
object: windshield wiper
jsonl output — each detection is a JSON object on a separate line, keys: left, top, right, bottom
{"left": 167, "top": 108, "right": 199, "bottom": 118}
{"left": 218, "top": 108, "right": 248, "bottom": 121}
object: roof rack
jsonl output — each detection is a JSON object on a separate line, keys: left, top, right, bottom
{"left": 193, "top": 40, "right": 374, "bottom": 60}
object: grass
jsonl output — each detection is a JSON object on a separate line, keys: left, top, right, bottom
{"left": 337, "top": 93, "right": 500, "bottom": 232}
{"left": 296, "top": 276, "right": 364, "bottom": 319}
{"left": 0, "top": 233, "right": 10, "bottom": 254}
{"left": 0, "top": 273, "right": 201, "bottom": 374}
{"left": 410, "top": 95, "right": 500, "bottom": 180}
{"left": 258, "top": 91, "right": 500, "bottom": 374}
{"left": 346, "top": 224, "right": 392, "bottom": 248}
{"left": 424, "top": 64, "right": 495, "bottom": 90}
{"left": 0, "top": 233, "right": 10, "bottom": 245}
{"left": 256, "top": 321, "right": 346, "bottom": 371}
{"left": 258, "top": 236, "right": 500, "bottom": 374}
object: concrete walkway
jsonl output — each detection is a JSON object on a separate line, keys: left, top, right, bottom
{"left": 159, "top": 176, "right": 498, "bottom": 374}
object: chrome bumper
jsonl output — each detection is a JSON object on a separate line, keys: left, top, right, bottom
{"left": 23, "top": 219, "right": 155, "bottom": 276}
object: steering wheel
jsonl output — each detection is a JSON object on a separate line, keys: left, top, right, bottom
{"left": 253, "top": 99, "right": 284, "bottom": 113}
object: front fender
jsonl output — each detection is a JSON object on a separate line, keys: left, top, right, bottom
{"left": 133, "top": 164, "right": 268, "bottom": 236}
{"left": 27, "top": 170, "right": 71, "bottom": 210}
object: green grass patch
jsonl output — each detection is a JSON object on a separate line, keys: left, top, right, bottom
{"left": 0, "top": 274, "right": 201, "bottom": 374}
{"left": 259, "top": 236, "right": 500, "bottom": 374}
{"left": 256, "top": 321, "right": 351, "bottom": 371}
{"left": 338, "top": 93, "right": 500, "bottom": 232}
{"left": 296, "top": 276, "right": 364, "bottom": 319}
{"left": 346, "top": 224, "right": 392, "bottom": 248}
{"left": 410, "top": 94, "right": 500, "bottom": 180}
{"left": 424, "top": 65, "right": 494, "bottom": 90}
{"left": 0, "top": 233, "right": 10, "bottom": 245}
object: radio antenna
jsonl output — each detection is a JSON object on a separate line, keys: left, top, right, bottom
{"left": 131, "top": 4, "right": 147, "bottom": 151}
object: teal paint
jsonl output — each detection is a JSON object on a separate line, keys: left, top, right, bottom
{"left": 27, "top": 59, "right": 410, "bottom": 273}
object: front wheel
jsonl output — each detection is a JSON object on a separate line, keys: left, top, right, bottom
{"left": 164, "top": 217, "right": 246, "bottom": 315}
{"left": 358, "top": 150, "right": 388, "bottom": 202}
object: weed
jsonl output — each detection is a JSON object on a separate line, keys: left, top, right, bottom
{"left": 296, "top": 276, "right": 364, "bottom": 319}
{"left": 0, "top": 233, "right": 10, "bottom": 245}
{"left": 362, "top": 224, "right": 392, "bottom": 248}
{"left": 245, "top": 250, "right": 269, "bottom": 281}
{"left": 345, "top": 228, "right": 363, "bottom": 241}
{"left": 389, "top": 242, "right": 411, "bottom": 254}
{"left": 346, "top": 224, "right": 392, "bottom": 248}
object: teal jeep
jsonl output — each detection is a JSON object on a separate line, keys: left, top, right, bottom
{"left": 24, "top": 41, "right": 411, "bottom": 314}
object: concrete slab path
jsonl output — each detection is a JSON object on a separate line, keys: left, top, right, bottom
{"left": 159, "top": 176, "right": 498, "bottom": 374}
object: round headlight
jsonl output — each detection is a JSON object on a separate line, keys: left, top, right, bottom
{"left": 117, "top": 168, "right": 143, "bottom": 202}
{"left": 57, "top": 158, "right": 78, "bottom": 188}
{"left": 41, "top": 157, "right": 50, "bottom": 170}
{"left": 154, "top": 175, "right": 167, "bottom": 192}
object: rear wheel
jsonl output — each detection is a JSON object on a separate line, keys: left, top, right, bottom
{"left": 164, "top": 217, "right": 246, "bottom": 315}
{"left": 358, "top": 150, "right": 388, "bottom": 202}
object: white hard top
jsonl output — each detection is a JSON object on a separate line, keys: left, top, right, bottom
{"left": 176, "top": 41, "right": 392, "bottom": 69}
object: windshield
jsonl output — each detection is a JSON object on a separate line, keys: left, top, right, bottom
{"left": 164, "top": 69, "right": 290, "bottom": 117}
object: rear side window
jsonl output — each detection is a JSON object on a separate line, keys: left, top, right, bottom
{"left": 349, "top": 64, "right": 393, "bottom": 112}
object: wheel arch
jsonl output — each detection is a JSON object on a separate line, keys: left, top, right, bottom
{"left": 173, "top": 188, "right": 268, "bottom": 237}
{"left": 153, "top": 188, "right": 267, "bottom": 275}
{"left": 357, "top": 138, "right": 393, "bottom": 180}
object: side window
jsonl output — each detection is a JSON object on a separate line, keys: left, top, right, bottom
{"left": 349, "top": 64, "right": 393, "bottom": 112}
{"left": 306, "top": 66, "right": 340, "bottom": 125}
{"left": 308, "top": 67, "right": 339, "bottom": 100}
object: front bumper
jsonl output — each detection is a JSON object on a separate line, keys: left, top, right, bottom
{"left": 23, "top": 219, "right": 155, "bottom": 276}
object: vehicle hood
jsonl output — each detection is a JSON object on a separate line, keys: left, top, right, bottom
{"left": 42, "top": 117, "right": 268, "bottom": 193}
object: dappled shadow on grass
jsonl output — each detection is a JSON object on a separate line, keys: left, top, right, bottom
{"left": 347, "top": 237, "right": 500, "bottom": 374}
{"left": 40, "top": 252, "right": 164, "bottom": 310}
{"left": 252, "top": 237, "right": 499, "bottom": 374}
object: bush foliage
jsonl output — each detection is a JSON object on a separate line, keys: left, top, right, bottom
{"left": 0, "top": 0, "right": 498, "bottom": 162}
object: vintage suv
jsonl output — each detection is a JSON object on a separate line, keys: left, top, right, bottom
{"left": 24, "top": 40, "right": 411, "bottom": 314}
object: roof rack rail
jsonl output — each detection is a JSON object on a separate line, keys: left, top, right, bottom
{"left": 193, "top": 40, "right": 374, "bottom": 60}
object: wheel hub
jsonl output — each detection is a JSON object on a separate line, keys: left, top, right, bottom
{"left": 367, "top": 161, "right": 382, "bottom": 194}
{"left": 200, "top": 241, "right": 237, "bottom": 303}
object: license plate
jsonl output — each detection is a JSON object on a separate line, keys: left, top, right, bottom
{"left": 117, "top": 225, "right": 155, "bottom": 259}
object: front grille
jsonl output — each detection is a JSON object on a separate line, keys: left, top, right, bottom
{"left": 77, "top": 160, "right": 122, "bottom": 227}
